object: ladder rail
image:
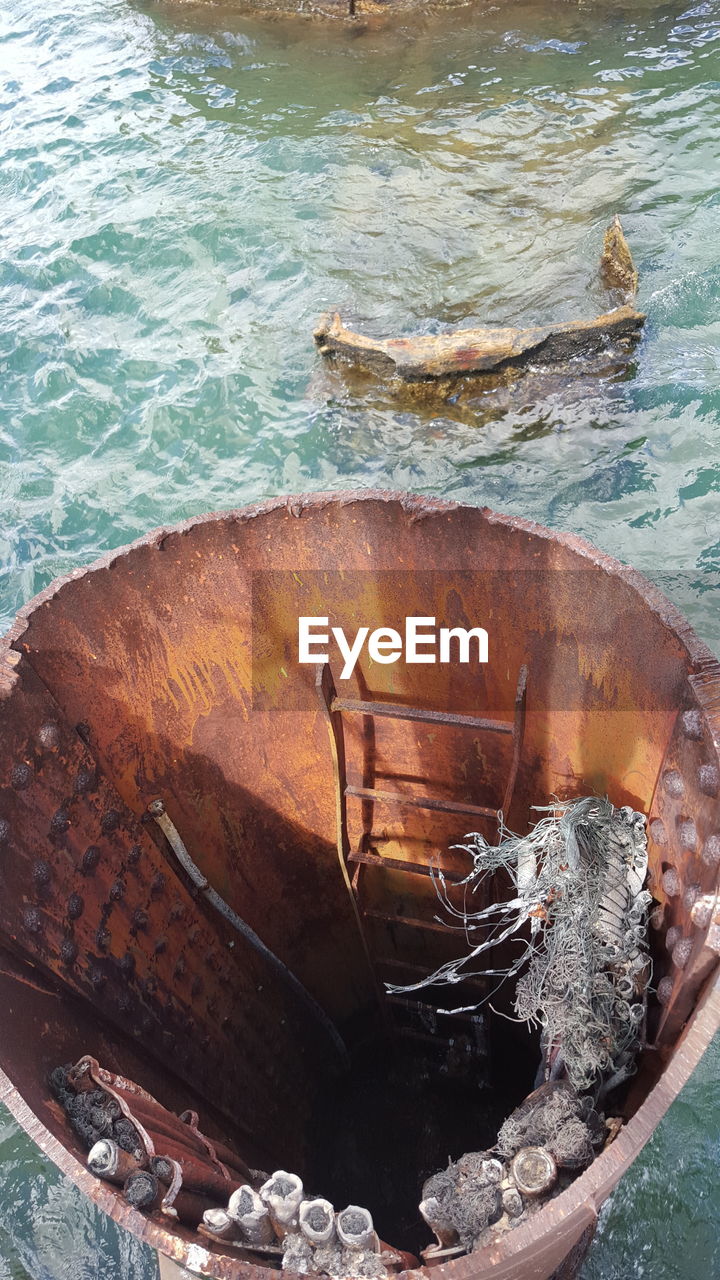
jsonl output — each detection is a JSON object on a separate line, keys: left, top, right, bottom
{"left": 317, "top": 661, "right": 528, "bottom": 1037}
{"left": 316, "top": 663, "right": 389, "bottom": 1026}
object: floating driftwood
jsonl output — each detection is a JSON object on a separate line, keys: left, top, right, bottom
{"left": 314, "top": 216, "right": 644, "bottom": 382}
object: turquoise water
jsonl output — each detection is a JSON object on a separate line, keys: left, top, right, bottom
{"left": 0, "top": 0, "right": 719, "bottom": 1274}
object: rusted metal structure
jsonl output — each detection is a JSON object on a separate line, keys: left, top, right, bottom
{"left": 0, "top": 490, "right": 718, "bottom": 1279}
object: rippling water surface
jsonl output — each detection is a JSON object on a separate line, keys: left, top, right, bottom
{"left": 0, "top": 0, "right": 719, "bottom": 1274}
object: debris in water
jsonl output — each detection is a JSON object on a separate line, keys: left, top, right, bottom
{"left": 600, "top": 214, "right": 639, "bottom": 301}
{"left": 314, "top": 217, "right": 643, "bottom": 382}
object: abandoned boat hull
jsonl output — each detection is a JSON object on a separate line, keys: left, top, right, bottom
{"left": 1, "top": 491, "right": 719, "bottom": 1279}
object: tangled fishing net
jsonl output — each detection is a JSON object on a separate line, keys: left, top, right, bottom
{"left": 387, "top": 797, "right": 652, "bottom": 1095}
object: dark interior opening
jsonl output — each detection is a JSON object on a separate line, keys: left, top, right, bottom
{"left": 306, "top": 1011, "right": 540, "bottom": 1254}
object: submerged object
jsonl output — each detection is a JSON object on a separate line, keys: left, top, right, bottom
{"left": 314, "top": 216, "right": 644, "bottom": 381}
{"left": 0, "top": 491, "right": 719, "bottom": 1279}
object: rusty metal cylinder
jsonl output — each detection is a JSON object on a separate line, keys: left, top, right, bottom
{"left": 178, "top": 1110, "right": 253, "bottom": 1181}
{"left": 149, "top": 1152, "right": 240, "bottom": 1202}
{"left": 510, "top": 1148, "right": 558, "bottom": 1197}
{"left": 228, "top": 1185, "right": 276, "bottom": 1245}
{"left": 259, "top": 1171, "right": 304, "bottom": 1238}
{"left": 88, "top": 1138, "right": 142, "bottom": 1184}
{"left": 2, "top": 493, "right": 720, "bottom": 1280}
{"left": 336, "top": 1205, "right": 377, "bottom": 1250}
{"left": 203, "top": 1208, "right": 242, "bottom": 1241}
{"left": 299, "top": 1198, "right": 336, "bottom": 1245}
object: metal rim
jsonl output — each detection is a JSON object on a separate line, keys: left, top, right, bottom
{"left": 2, "top": 490, "right": 719, "bottom": 1278}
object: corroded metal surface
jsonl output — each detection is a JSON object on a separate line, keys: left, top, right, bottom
{"left": 0, "top": 652, "right": 333, "bottom": 1174}
{"left": 1, "top": 490, "right": 719, "bottom": 1280}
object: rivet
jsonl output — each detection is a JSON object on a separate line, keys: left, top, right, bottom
{"left": 11, "top": 763, "right": 32, "bottom": 790}
{"left": 698, "top": 765, "right": 719, "bottom": 797}
{"left": 191, "top": 976, "right": 203, "bottom": 999}
{"left": 676, "top": 818, "right": 697, "bottom": 851}
{"left": 662, "top": 867, "right": 680, "bottom": 897}
{"left": 681, "top": 709, "right": 703, "bottom": 740}
{"left": 38, "top": 722, "right": 60, "bottom": 749}
{"left": 67, "top": 892, "right": 84, "bottom": 920}
{"left": 663, "top": 770, "right": 684, "bottom": 799}
{"left": 132, "top": 908, "right": 148, "bottom": 932}
{"left": 0, "top": 818, "right": 9, "bottom": 846}
{"left": 23, "top": 906, "right": 42, "bottom": 934}
{"left": 684, "top": 882, "right": 701, "bottom": 910}
{"left": 691, "top": 895, "right": 715, "bottom": 930}
{"left": 143, "top": 975, "right": 157, "bottom": 997}
{"left": 76, "top": 721, "right": 91, "bottom": 744}
{"left": 75, "top": 765, "right": 97, "bottom": 794}
{"left": 127, "top": 844, "right": 142, "bottom": 866}
{"left": 154, "top": 937, "right": 167, "bottom": 955}
{"left": 61, "top": 939, "right": 78, "bottom": 966}
{"left": 150, "top": 872, "right": 166, "bottom": 898}
{"left": 109, "top": 879, "right": 125, "bottom": 902}
{"left": 649, "top": 818, "right": 667, "bottom": 845}
{"left": 101, "top": 809, "right": 121, "bottom": 834}
{"left": 702, "top": 834, "right": 720, "bottom": 867}
{"left": 665, "top": 925, "right": 682, "bottom": 952}
{"left": 657, "top": 976, "right": 674, "bottom": 1005}
{"left": 82, "top": 846, "right": 101, "bottom": 875}
{"left": 173, "top": 956, "right": 186, "bottom": 980}
{"left": 50, "top": 809, "right": 71, "bottom": 838}
{"left": 96, "top": 926, "right": 111, "bottom": 953}
{"left": 119, "top": 952, "right": 136, "bottom": 978}
{"left": 187, "top": 925, "right": 200, "bottom": 945}
{"left": 169, "top": 902, "right": 185, "bottom": 923}
{"left": 672, "top": 937, "right": 693, "bottom": 969}
{"left": 32, "top": 859, "right": 52, "bottom": 890}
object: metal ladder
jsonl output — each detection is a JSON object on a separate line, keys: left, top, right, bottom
{"left": 316, "top": 661, "right": 528, "bottom": 1045}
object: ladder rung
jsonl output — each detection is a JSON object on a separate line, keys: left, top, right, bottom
{"left": 331, "top": 697, "right": 513, "bottom": 735}
{"left": 346, "top": 785, "right": 496, "bottom": 819}
{"left": 362, "top": 907, "right": 452, "bottom": 935}
{"left": 348, "top": 848, "right": 466, "bottom": 882}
